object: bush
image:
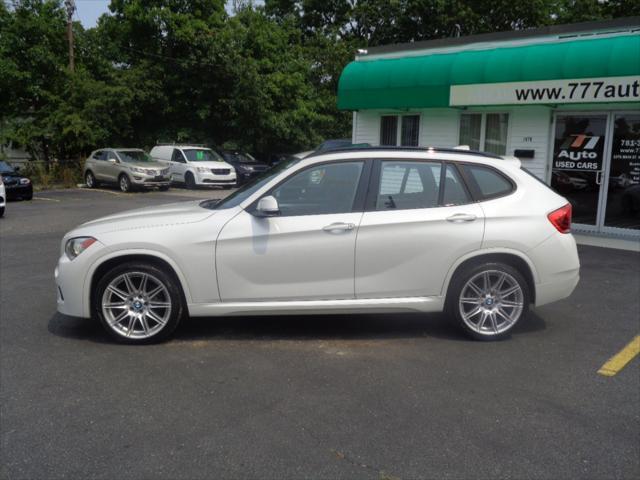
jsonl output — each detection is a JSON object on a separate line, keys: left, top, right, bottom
{"left": 21, "top": 160, "right": 84, "bottom": 189}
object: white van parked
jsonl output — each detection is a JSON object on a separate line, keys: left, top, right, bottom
{"left": 150, "top": 145, "right": 237, "bottom": 189}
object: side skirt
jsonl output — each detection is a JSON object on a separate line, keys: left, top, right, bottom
{"left": 188, "top": 296, "right": 444, "bottom": 317}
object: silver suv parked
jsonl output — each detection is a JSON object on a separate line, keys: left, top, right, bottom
{"left": 84, "top": 149, "right": 171, "bottom": 192}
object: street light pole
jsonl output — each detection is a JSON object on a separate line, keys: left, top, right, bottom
{"left": 64, "top": 0, "right": 76, "bottom": 72}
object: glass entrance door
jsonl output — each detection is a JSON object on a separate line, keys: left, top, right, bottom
{"left": 551, "top": 114, "right": 608, "bottom": 228}
{"left": 602, "top": 113, "right": 640, "bottom": 232}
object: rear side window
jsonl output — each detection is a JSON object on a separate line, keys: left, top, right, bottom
{"left": 376, "top": 161, "right": 441, "bottom": 210}
{"left": 442, "top": 164, "right": 471, "bottom": 206}
{"left": 462, "top": 164, "right": 513, "bottom": 199}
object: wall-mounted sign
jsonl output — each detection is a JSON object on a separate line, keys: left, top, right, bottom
{"left": 450, "top": 75, "right": 640, "bottom": 106}
{"left": 552, "top": 115, "right": 606, "bottom": 171}
{"left": 609, "top": 114, "right": 640, "bottom": 184}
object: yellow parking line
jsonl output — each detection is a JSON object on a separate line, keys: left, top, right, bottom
{"left": 598, "top": 335, "right": 640, "bottom": 377}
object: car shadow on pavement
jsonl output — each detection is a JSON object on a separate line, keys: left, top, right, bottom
{"left": 47, "top": 311, "right": 547, "bottom": 345}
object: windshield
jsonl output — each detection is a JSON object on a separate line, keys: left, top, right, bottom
{"left": 236, "top": 153, "right": 258, "bottom": 163}
{"left": 117, "top": 150, "right": 153, "bottom": 163}
{"left": 0, "top": 161, "right": 15, "bottom": 174}
{"left": 200, "top": 157, "right": 300, "bottom": 210}
{"left": 184, "top": 149, "right": 223, "bottom": 162}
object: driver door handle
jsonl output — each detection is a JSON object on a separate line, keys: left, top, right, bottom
{"left": 446, "top": 213, "right": 477, "bottom": 223}
{"left": 323, "top": 222, "right": 356, "bottom": 233}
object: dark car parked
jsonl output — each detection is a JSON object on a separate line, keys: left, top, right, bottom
{"left": 0, "top": 161, "right": 33, "bottom": 200}
{"left": 219, "top": 150, "right": 270, "bottom": 185}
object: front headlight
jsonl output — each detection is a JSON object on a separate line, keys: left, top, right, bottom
{"left": 65, "top": 237, "right": 97, "bottom": 260}
{"left": 196, "top": 167, "right": 210, "bottom": 173}
{"left": 129, "top": 167, "right": 146, "bottom": 174}
{"left": 19, "top": 178, "right": 31, "bottom": 185}
{"left": 238, "top": 165, "right": 253, "bottom": 172}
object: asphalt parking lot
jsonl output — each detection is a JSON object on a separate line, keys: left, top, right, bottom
{"left": 1, "top": 187, "right": 639, "bottom": 479}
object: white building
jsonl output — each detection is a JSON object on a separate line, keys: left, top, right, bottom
{"left": 337, "top": 18, "right": 640, "bottom": 239}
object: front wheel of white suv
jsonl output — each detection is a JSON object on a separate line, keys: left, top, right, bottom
{"left": 93, "top": 262, "right": 185, "bottom": 344}
{"left": 447, "top": 262, "right": 530, "bottom": 341}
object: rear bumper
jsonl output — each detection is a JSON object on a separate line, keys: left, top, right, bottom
{"left": 528, "top": 232, "right": 580, "bottom": 307}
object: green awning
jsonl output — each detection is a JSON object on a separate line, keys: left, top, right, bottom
{"left": 337, "top": 34, "right": 640, "bottom": 110}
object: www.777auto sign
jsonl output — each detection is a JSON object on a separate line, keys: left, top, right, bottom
{"left": 449, "top": 75, "right": 640, "bottom": 106}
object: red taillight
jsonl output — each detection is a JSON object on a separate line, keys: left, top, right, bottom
{"left": 548, "top": 204, "right": 572, "bottom": 233}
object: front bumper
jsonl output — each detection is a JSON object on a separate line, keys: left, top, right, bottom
{"left": 130, "top": 173, "right": 171, "bottom": 187}
{"left": 5, "top": 184, "right": 32, "bottom": 200}
{"left": 195, "top": 171, "right": 237, "bottom": 186}
{"left": 55, "top": 240, "right": 107, "bottom": 318}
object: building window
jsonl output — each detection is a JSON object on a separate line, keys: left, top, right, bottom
{"left": 380, "top": 114, "right": 420, "bottom": 147}
{"left": 380, "top": 116, "right": 398, "bottom": 146}
{"left": 459, "top": 113, "right": 509, "bottom": 155}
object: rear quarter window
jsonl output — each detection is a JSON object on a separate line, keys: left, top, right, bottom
{"left": 462, "top": 164, "right": 514, "bottom": 199}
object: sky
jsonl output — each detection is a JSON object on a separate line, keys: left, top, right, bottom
{"left": 74, "top": 1, "right": 248, "bottom": 28}
{"left": 75, "top": 0, "right": 111, "bottom": 27}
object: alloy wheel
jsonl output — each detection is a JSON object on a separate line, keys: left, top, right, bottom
{"left": 101, "top": 272, "right": 172, "bottom": 339}
{"left": 458, "top": 270, "right": 524, "bottom": 336}
{"left": 120, "top": 176, "right": 130, "bottom": 192}
{"left": 86, "top": 172, "right": 94, "bottom": 188}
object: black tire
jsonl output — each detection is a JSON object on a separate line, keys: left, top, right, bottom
{"left": 85, "top": 171, "right": 97, "bottom": 188}
{"left": 159, "top": 185, "right": 170, "bottom": 191}
{"left": 0, "top": 206, "right": 4, "bottom": 218}
{"left": 23, "top": 191, "right": 33, "bottom": 201}
{"left": 93, "top": 262, "right": 185, "bottom": 344}
{"left": 446, "top": 262, "right": 530, "bottom": 341}
{"left": 185, "top": 172, "right": 196, "bottom": 189}
{"left": 119, "top": 173, "right": 133, "bottom": 193}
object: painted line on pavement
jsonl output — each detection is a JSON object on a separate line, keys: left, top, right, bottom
{"left": 33, "top": 196, "right": 60, "bottom": 202}
{"left": 598, "top": 335, "right": 640, "bottom": 377}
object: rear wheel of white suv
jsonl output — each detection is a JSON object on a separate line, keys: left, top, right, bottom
{"left": 447, "top": 262, "right": 530, "bottom": 341}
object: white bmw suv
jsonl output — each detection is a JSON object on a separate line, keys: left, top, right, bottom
{"left": 55, "top": 147, "right": 579, "bottom": 344}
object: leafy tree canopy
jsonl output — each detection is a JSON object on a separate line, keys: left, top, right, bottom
{"left": 1, "top": 0, "right": 637, "bottom": 161}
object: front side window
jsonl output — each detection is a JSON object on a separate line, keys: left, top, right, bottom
{"left": 171, "top": 149, "right": 186, "bottom": 163}
{"left": 459, "top": 113, "right": 509, "bottom": 155}
{"left": 380, "top": 115, "right": 420, "bottom": 147}
{"left": 376, "top": 161, "right": 441, "bottom": 210}
{"left": 93, "top": 150, "right": 105, "bottom": 161}
{"left": 462, "top": 164, "right": 513, "bottom": 199}
{"left": 107, "top": 151, "right": 118, "bottom": 161}
{"left": 271, "top": 162, "right": 364, "bottom": 216}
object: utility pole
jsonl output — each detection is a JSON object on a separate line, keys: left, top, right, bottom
{"left": 64, "top": 0, "right": 76, "bottom": 72}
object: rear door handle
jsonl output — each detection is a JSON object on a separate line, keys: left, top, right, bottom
{"left": 446, "top": 213, "right": 477, "bottom": 223}
{"left": 323, "top": 222, "right": 356, "bottom": 232}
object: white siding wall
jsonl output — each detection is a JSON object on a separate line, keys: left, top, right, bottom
{"left": 420, "top": 109, "right": 460, "bottom": 147}
{"left": 507, "top": 107, "right": 552, "bottom": 181}
{"left": 352, "top": 110, "right": 381, "bottom": 145}
{"left": 352, "top": 106, "right": 553, "bottom": 181}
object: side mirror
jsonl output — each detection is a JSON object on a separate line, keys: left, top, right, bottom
{"left": 255, "top": 195, "right": 280, "bottom": 217}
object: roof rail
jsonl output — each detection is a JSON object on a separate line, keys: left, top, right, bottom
{"left": 305, "top": 145, "right": 503, "bottom": 160}
{"left": 155, "top": 143, "right": 207, "bottom": 147}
